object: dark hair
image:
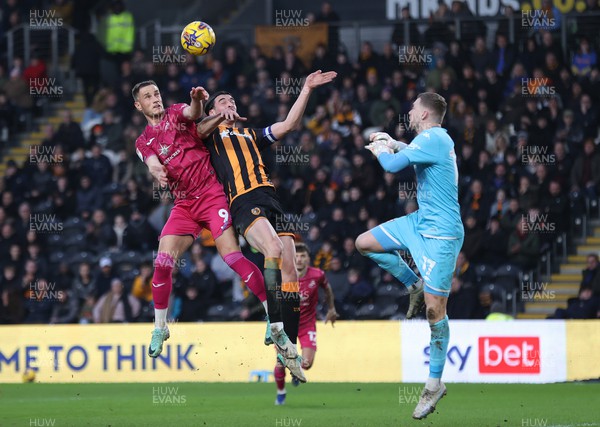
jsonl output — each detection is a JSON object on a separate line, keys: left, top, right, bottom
{"left": 132, "top": 80, "right": 158, "bottom": 101}
{"left": 295, "top": 242, "right": 310, "bottom": 256}
{"left": 204, "top": 91, "right": 231, "bottom": 114}
{"left": 417, "top": 92, "right": 447, "bottom": 123}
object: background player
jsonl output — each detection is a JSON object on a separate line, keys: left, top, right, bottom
{"left": 132, "top": 80, "right": 270, "bottom": 358}
{"left": 355, "top": 93, "right": 464, "bottom": 420}
{"left": 196, "top": 70, "right": 337, "bottom": 381}
{"left": 274, "top": 242, "right": 338, "bottom": 405}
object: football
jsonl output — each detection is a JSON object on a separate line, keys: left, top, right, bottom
{"left": 22, "top": 369, "right": 36, "bottom": 383}
{"left": 180, "top": 21, "right": 216, "bottom": 56}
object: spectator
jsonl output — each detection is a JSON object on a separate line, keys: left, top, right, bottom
{"left": 72, "top": 262, "right": 96, "bottom": 303}
{"left": 576, "top": 94, "right": 598, "bottom": 139}
{"left": 315, "top": 2, "right": 340, "bottom": 55}
{"left": 83, "top": 144, "right": 113, "bottom": 189}
{"left": 177, "top": 284, "right": 206, "bottom": 321}
{"left": 23, "top": 278, "right": 55, "bottom": 323}
{"left": 580, "top": 254, "right": 600, "bottom": 296}
{"left": 570, "top": 139, "right": 600, "bottom": 208}
{"left": 461, "top": 214, "right": 484, "bottom": 262}
{"left": 343, "top": 268, "right": 374, "bottom": 308}
{"left": 552, "top": 287, "right": 599, "bottom": 319}
{"left": 339, "top": 237, "right": 367, "bottom": 276}
{"left": 131, "top": 262, "right": 153, "bottom": 304}
{"left": 49, "top": 289, "right": 79, "bottom": 324}
{"left": 507, "top": 217, "right": 540, "bottom": 270}
{"left": 447, "top": 252, "right": 478, "bottom": 319}
{"left": 94, "top": 257, "right": 117, "bottom": 298}
{"left": 486, "top": 301, "right": 514, "bottom": 320}
{"left": 71, "top": 29, "right": 104, "bottom": 107}
{"left": 314, "top": 240, "right": 334, "bottom": 271}
{"left": 541, "top": 181, "right": 569, "bottom": 234}
{"left": 391, "top": 6, "right": 420, "bottom": 47}
{"left": 480, "top": 216, "right": 509, "bottom": 268}
{"left": 93, "top": 277, "right": 140, "bottom": 323}
{"left": 0, "top": 263, "right": 24, "bottom": 323}
{"left": 188, "top": 259, "right": 217, "bottom": 307}
{"left": 76, "top": 175, "right": 102, "bottom": 218}
{"left": 571, "top": 37, "right": 597, "bottom": 79}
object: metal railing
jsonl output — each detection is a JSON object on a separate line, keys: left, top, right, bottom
{"left": 136, "top": 11, "right": 600, "bottom": 61}
{"left": 2, "top": 23, "right": 77, "bottom": 75}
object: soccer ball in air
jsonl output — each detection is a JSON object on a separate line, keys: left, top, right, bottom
{"left": 22, "top": 369, "right": 36, "bottom": 383}
{"left": 180, "top": 21, "right": 216, "bottom": 56}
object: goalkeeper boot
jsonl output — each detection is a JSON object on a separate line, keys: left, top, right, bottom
{"left": 264, "top": 315, "right": 273, "bottom": 346}
{"left": 412, "top": 382, "right": 447, "bottom": 419}
{"left": 406, "top": 278, "right": 425, "bottom": 319}
{"left": 148, "top": 326, "right": 170, "bottom": 358}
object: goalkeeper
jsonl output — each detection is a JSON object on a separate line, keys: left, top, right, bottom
{"left": 355, "top": 93, "right": 464, "bottom": 420}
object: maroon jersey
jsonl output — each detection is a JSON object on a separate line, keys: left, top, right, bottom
{"left": 135, "top": 103, "right": 215, "bottom": 200}
{"left": 299, "top": 266, "right": 329, "bottom": 329}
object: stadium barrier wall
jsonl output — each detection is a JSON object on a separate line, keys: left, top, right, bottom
{"left": 1, "top": 321, "right": 598, "bottom": 383}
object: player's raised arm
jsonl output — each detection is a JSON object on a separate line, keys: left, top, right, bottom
{"left": 182, "top": 86, "right": 209, "bottom": 121}
{"left": 197, "top": 110, "right": 247, "bottom": 139}
{"left": 323, "top": 284, "right": 339, "bottom": 327}
{"left": 270, "top": 70, "right": 337, "bottom": 139}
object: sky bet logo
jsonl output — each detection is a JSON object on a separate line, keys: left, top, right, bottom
{"left": 479, "top": 337, "right": 540, "bottom": 374}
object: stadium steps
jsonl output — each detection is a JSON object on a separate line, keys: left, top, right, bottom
{"left": 522, "top": 223, "right": 600, "bottom": 318}
{"left": 0, "top": 94, "right": 85, "bottom": 178}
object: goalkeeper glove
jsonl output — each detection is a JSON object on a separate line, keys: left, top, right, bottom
{"left": 365, "top": 141, "right": 393, "bottom": 157}
{"left": 370, "top": 132, "right": 406, "bottom": 152}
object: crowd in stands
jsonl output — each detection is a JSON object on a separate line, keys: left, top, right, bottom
{"left": 1, "top": 1, "right": 600, "bottom": 324}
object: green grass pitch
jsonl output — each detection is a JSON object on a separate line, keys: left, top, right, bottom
{"left": 1, "top": 382, "right": 599, "bottom": 427}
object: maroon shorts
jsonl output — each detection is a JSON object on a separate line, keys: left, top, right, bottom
{"left": 160, "top": 178, "right": 232, "bottom": 241}
{"left": 298, "top": 324, "right": 317, "bottom": 350}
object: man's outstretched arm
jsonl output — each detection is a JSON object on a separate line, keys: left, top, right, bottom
{"left": 270, "top": 70, "right": 337, "bottom": 139}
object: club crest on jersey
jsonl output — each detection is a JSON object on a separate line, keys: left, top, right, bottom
{"left": 309, "top": 280, "right": 316, "bottom": 288}
{"left": 251, "top": 207, "right": 261, "bottom": 215}
{"left": 159, "top": 144, "right": 170, "bottom": 156}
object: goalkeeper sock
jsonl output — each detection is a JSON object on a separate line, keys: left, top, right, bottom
{"left": 364, "top": 251, "right": 419, "bottom": 288}
{"left": 428, "top": 315, "right": 449, "bottom": 390}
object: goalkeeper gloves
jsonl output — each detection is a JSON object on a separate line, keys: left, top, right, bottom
{"left": 369, "top": 132, "right": 407, "bottom": 152}
{"left": 365, "top": 141, "right": 393, "bottom": 157}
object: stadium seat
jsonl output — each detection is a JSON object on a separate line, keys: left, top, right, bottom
{"left": 379, "top": 303, "right": 400, "bottom": 319}
{"left": 375, "top": 284, "right": 406, "bottom": 299}
{"left": 354, "top": 303, "right": 379, "bottom": 320}
{"left": 48, "top": 251, "right": 66, "bottom": 264}
{"left": 205, "top": 304, "right": 230, "bottom": 321}
{"left": 474, "top": 264, "right": 495, "bottom": 287}
{"left": 46, "top": 233, "right": 64, "bottom": 248}
{"left": 62, "top": 217, "right": 86, "bottom": 232}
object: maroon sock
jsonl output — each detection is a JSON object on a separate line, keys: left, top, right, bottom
{"left": 152, "top": 252, "right": 174, "bottom": 309}
{"left": 223, "top": 251, "right": 266, "bottom": 303}
{"left": 274, "top": 363, "right": 286, "bottom": 391}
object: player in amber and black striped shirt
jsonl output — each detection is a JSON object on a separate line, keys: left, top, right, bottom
{"left": 197, "top": 70, "right": 336, "bottom": 384}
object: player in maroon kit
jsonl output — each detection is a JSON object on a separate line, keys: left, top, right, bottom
{"left": 132, "top": 80, "right": 296, "bottom": 358}
{"left": 274, "top": 242, "right": 338, "bottom": 405}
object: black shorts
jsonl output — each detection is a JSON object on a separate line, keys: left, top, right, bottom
{"left": 230, "top": 186, "right": 294, "bottom": 238}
